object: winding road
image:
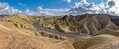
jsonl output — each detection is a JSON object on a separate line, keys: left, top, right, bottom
{"left": 32, "top": 21, "right": 80, "bottom": 39}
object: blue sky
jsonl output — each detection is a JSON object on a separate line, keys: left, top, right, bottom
{"left": 0, "top": 0, "right": 107, "bottom": 11}
{"left": 0, "top": 0, "right": 119, "bottom": 16}
{"left": 0, "top": 0, "right": 78, "bottom": 11}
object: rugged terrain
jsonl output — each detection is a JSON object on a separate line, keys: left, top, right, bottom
{"left": 0, "top": 14, "right": 119, "bottom": 49}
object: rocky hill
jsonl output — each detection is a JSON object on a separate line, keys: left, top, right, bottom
{"left": 38, "top": 14, "right": 119, "bottom": 35}
{"left": 0, "top": 14, "right": 119, "bottom": 49}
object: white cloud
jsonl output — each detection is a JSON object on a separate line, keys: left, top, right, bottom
{"left": 107, "top": 0, "right": 119, "bottom": 15}
{"left": 69, "top": 0, "right": 119, "bottom": 16}
{"left": 0, "top": 2, "right": 69, "bottom": 16}
{"left": 18, "top": 3, "right": 26, "bottom": 6}
{"left": 24, "top": 6, "right": 69, "bottom": 16}
{"left": 64, "top": 0, "right": 71, "bottom": 3}
{"left": 23, "top": 0, "right": 119, "bottom": 16}
{"left": 1, "top": 0, "right": 119, "bottom": 16}
{"left": 0, "top": 2, "right": 22, "bottom": 15}
{"left": 69, "top": 0, "right": 101, "bottom": 15}
{"left": 24, "top": 9, "right": 36, "bottom": 16}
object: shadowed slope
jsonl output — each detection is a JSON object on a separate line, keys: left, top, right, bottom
{"left": 36, "top": 14, "right": 119, "bottom": 36}
{"left": 94, "top": 28, "right": 119, "bottom": 36}
{"left": 73, "top": 34, "right": 119, "bottom": 49}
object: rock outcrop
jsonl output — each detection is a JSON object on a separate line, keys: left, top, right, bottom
{"left": 94, "top": 28, "right": 119, "bottom": 36}
{"left": 2, "top": 14, "right": 34, "bottom": 29}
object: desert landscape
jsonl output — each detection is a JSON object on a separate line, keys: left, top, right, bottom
{"left": 0, "top": 0, "right": 119, "bottom": 49}
{"left": 0, "top": 14, "right": 119, "bottom": 49}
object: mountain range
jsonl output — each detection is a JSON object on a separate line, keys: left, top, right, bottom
{"left": 0, "top": 14, "right": 119, "bottom": 49}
